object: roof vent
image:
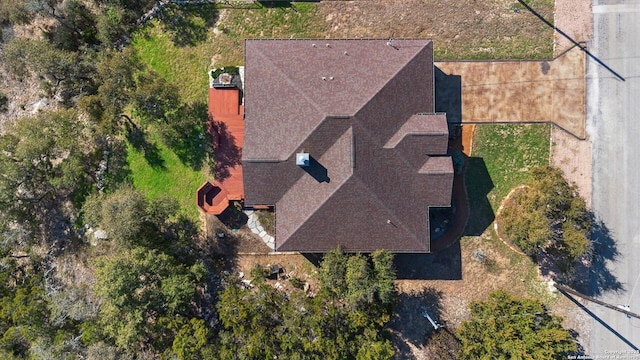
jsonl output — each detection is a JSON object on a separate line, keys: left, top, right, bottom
{"left": 296, "top": 153, "right": 310, "bottom": 167}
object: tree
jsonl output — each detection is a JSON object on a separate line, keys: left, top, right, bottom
{"left": 82, "top": 187, "right": 179, "bottom": 248}
{"left": 0, "top": 0, "right": 34, "bottom": 24}
{"left": 0, "top": 109, "right": 94, "bottom": 237}
{"left": 92, "top": 247, "right": 203, "bottom": 350}
{"left": 171, "top": 318, "right": 215, "bottom": 360}
{"left": 500, "top": 166, "right": 592, "bottom": 273}
{"left": 457, "top": 290, "right": 577, "bottom": 359}
{"left": 215, "top": 249, "right": 396, "bottom": 359}
{"left": 3, "top": 38, "right": 95, "bottom": 104}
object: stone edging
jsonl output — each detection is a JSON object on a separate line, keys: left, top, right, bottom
{"left": 493, "top": 185, "right": 528, "bottom": 256}
{"left": 244, "top": 210, "right": 275, "bottom": 249}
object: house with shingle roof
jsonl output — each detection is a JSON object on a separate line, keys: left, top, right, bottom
{"left": 242, "top": 39, "right": 453, "bottom": 253}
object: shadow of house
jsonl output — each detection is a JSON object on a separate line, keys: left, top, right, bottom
{"left": 211, "top": 120, "right": 242, "bottom": 183}
{"left": 463, "top": 157, "right": 495, "bottom": 236}
{"left": 435, "top": 66, "right": 462, "bottom": 129}
{"left": 394, "top": 241, "right": 462, "bottom": 280}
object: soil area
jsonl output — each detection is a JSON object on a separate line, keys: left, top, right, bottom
{"left": 554, "top": 0, "right": 593, "bottom": 54}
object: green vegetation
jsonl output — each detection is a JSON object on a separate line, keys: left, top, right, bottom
{"left": 471, "top": 124, "right": 551, "bottom": 210}
{"left": 126, "top": 130, "right": 206, "bottom": 221}
{"left": 255, "top": 209, "right": 275, "bottom": 235}
{"left": 457, "top": 290, "right": 577, "bottom": 359}
{"left": 216, "top": 248, "right": 396, "bottom": 359}
{"left": 132, "top": 2, "right": 324, "bottom": 103}
{"left": 0, "top": 0, "right": 567, "bottom": 357}
{"left": 501, "top": 166, "right": 592, "bottom": 273}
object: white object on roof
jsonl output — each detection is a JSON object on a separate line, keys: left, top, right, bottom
{"left": 296, "top": 152, "right": 310, "bottom": 167}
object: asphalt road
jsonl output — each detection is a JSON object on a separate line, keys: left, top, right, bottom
{"left": 588, "top": 0, "right": 640, "bottom": 355}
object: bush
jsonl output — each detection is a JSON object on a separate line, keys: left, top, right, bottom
{"left": 457, "top": 290, "right": 577, "bottom": 359}
{"left": 500, "top": 166, "right": 591, "bottom": 273}
{"left": 0, "top": 92, "right": 8, "bottom": 113}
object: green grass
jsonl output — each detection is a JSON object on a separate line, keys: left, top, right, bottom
{"left": 127, "top": 2, "right": 326, "bottom": 218}
{"left": 126, "top": 129, "right": 206, "bottom": 222}
{"left": 472, "top": 124, "right": 550, "bottom": 209}
{"left": 465, "top": 124, "right": 550, "bottom": 235}
{"left": 132, "top": 2, "right": 325, "bottom": 103}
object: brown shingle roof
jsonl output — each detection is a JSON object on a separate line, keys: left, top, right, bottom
{"left": 243, "top": 39, "right": 453, "bottom": 253}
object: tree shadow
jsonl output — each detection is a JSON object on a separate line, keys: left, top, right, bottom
{"left": 210, "top": 120, "right": 242, "bottom": 182}
{"left": 394, "top": 240, "right": 462, "bottom": 280}
{"left": 164, "top": 102, "right": 210, "bottom": 170}
{"left": 463, "top": 157, "right": 495, "bottom": 236}
{"left": 216, "top": 203, "right": 248, "bottom": 231}
{"left": 157, "top": 3, "right": 219, "bottom": 47}
{"left": 387, "top": 288, "right": 444, "bottom": 358}
{"left": 258, "top": 1, "right": 294, "bottom": 8}
{"left": 126, "top": 125, "right": 165, "bottom": 170}
{"left": 569, "top": 217, "right": 624, "bottom": 297}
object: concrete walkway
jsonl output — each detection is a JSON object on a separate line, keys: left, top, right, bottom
{"left": 436, "top": 45, "right": 586, "bottom": 139}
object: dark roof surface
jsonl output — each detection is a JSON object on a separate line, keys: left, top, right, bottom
{"left": 243, "top": 39, "right": 453, "bottom": 253}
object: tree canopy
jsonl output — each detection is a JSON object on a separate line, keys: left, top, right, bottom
{"left": 92, "top": 246, "right": 205, "bottom": 350}
{"left": 215, "top": 248, "right": 396, "bottom": 360}
{"left": 500, "top": 166, "right": 592, "bottom": 273}
{"left": 457, "top": 290, "right": 577, "bottom": 359}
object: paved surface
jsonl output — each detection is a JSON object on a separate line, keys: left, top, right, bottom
{"left": 588, "top": 0, "right": 640, "bottom": 355}
{"left": 436, "top": 46, "right": 586, "bottom": 138}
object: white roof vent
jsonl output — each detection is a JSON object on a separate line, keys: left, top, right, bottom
{"left": 296, "top": 153, "right": 310, "bottom": 167}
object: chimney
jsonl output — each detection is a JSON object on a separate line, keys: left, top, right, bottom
{"left": 296, "top": 152, "right": 310, "bottom": 167}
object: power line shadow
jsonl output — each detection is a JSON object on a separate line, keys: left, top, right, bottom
{"left": 558, "top": 288, "right": 639, "bottom": 351}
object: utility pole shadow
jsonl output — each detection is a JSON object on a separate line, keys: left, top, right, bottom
{"left": 517, "top": 0, "right": 625, "bottom": 82}
{"left": 558, "top": 288, "right": 639, "bottom": 351}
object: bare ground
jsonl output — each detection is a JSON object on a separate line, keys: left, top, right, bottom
{"left": 554, "top": 0, "right": 593, "bottom": 54}
{"left": 551, "top": 126, "right": 592, "bottom": 208}
{"left": 318, "top": 0, "right": 554, "bottom": 60}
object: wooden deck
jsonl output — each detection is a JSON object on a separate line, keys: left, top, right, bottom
{"left": 197, "top": 87, "right": 245, "bottom": 215}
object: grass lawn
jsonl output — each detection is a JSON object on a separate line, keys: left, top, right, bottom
{"left": 455, "top": 123, "right": 566, "bottom": 313}
{"left": 126, "top": 129, "right": 206, "bottom": 222}
{"left": 471, "top": 123, "right": 550, "bottom": 210}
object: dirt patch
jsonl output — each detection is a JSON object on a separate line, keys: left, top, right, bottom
{"left": 554, "top": 0, "right": 592, "bottom": 54}
{"left": 461, "top": 124, "right": 475, "bottom": 156}
{"left": 317, "top": 0, "right": 554, "bottom": 60}
{"left": 550, "top": 126, "right": 592, "bottom": 207}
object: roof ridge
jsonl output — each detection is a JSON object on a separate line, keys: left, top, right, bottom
{"left": 350, "top": 176, "right": 425, "bottom": 249}
{"left": 353, "top": 41, "right": 433, "bottom": 149}
{"left": 276, "top": 126, "right": 355, "bottom": 249}
{"left": 383, "top": 114, "right": 449, "bottom": 149}
{"left": 253, "top": 45, "right": 327, "bottom": 161}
